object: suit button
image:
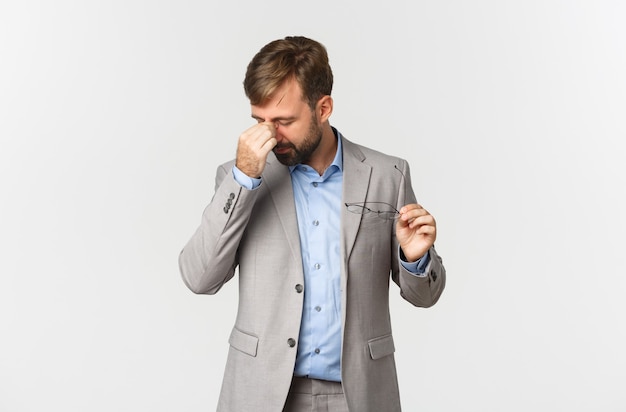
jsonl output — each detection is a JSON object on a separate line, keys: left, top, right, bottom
{"left": 229, "top": 193, "right": 235, "bottom": 199}
{"left": 295, "top": 284, "right": 303, "bottom": 293}
{"left": 223, "top": 207, "right": 229, "bottom": 214}
{"left": 287, "top": 338, "right": 296, "bottom": 347}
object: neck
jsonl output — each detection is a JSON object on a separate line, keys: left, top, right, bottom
{"left": 305, "top": 123, "right": 337, "bottom": 175}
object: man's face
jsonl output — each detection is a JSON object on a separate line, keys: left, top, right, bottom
{"left": 251, "top": 79, "right": 323, "bottom": 166}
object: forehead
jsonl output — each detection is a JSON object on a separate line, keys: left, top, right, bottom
{"left": 251, "top": 78, "right": 308, "bottom": 119}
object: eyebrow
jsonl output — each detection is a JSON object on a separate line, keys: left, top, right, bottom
{"left": 251, "top": 114, "right": 297, "bottom": 123}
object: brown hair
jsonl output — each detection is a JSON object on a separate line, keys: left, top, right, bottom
{"left": 243, "top": 36, "right": 333, "bottom": 109}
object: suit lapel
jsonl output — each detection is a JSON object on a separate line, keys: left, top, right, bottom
{"left": 262, "top": 155, "right": 303, "bottom": 273}
{"left": 340, "top": 137, "right": 371, "bottom": 265}
{"left": 338, "top": 136, "right": 371, "bottom": 342}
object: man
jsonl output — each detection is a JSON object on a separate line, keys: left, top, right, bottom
{"left": 179, "top": 36, "right": 445, "bottom": 412}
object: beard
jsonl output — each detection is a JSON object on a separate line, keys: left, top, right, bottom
{"left": 273, "top": 116, "right": 323, "bottom": 167}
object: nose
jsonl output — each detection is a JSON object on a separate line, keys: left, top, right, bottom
{"left": 273, "top": 125, "right": 284, "bottom": 142}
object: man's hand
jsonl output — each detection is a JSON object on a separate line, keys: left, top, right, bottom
{"left": 396, "top": 204, "right": 437, "bottom": 262}
{"left": 235, "top": 122, "right": 277, "bottom": 177}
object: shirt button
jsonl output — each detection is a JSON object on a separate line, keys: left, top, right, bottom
{"left": 314, "top": 263, "right": 321, "bottom": 270}
{"left": 312, "top": 182, "right": 318, "bottom": 187}
{"left": 287, "top": 338, "right": 296, "bottom": 347}
{"left": 315, "top": 306, "right": 321, "bottom": 312}
{"left": 295, "top": 284, "right": 303, "bottom": 293}
{"left": 314, "top": 348, "right": 320, "bottom": 354}
{"left": 312, "top": 220, "right": 319, "bottom": 226}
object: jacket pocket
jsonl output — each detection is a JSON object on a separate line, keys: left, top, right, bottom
{"left": 228, "top": 327, "right": 259, "bottom": 357}
{"left": 367, "top": 334, "right": 395, "bottom": 360}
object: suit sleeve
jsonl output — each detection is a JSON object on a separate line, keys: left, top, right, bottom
{"left": 178, "top": 163, "right": 259, "bottom": 294}
{"left": 396, "top": 246, "right": 446, "bottom": 307}
{"left": 391, "top": 159, "right": 446, "bottom": 307}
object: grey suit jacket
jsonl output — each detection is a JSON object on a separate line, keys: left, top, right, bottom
{"left": 179, "top": 136, "right": 446, "bottom": 411}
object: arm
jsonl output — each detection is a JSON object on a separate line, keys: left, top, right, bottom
{"left": 178, "top": 164, "right": 259, "bottom": 294}
{"left": 392, "top": 160, "right": 446, "bottom": 307}
{"left": 178, "top": 122, "right": 277, "bottom": 294}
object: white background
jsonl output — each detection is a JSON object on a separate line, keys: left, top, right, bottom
{"left": 1, "top": 1, "right": 625, "bottom": 411}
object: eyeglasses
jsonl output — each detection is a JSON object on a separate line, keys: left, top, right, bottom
{"left": 345, "top": 201, "right": 401, "bottom": 220}
{"left": 344, "top": 165, "right": 407, "bottom": 221}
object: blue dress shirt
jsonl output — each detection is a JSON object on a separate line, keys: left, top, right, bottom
{"left": 289, "top": 137, "right": 344, "bottom": 380}
{"left": 232, "top": 129, "right": 429, "bottom": 382}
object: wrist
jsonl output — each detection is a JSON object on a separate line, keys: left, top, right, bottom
{"left": 400, "top": 247, "right": 422, "bottom": 263}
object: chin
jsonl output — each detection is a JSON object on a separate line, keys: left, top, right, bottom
{"left": 275, "top": 154, "right": 297, "bottom": 166}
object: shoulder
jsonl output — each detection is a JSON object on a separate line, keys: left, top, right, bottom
{"left": 341, "top": 134, "right": 408, "bottom": 169}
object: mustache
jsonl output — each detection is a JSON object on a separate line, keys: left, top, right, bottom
{"left": 274, "top": 143, "right": 295, "bottom": 151}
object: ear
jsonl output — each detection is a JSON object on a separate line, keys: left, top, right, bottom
{"left": 316, "top": 95, "right": 333, "bottom": 123}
